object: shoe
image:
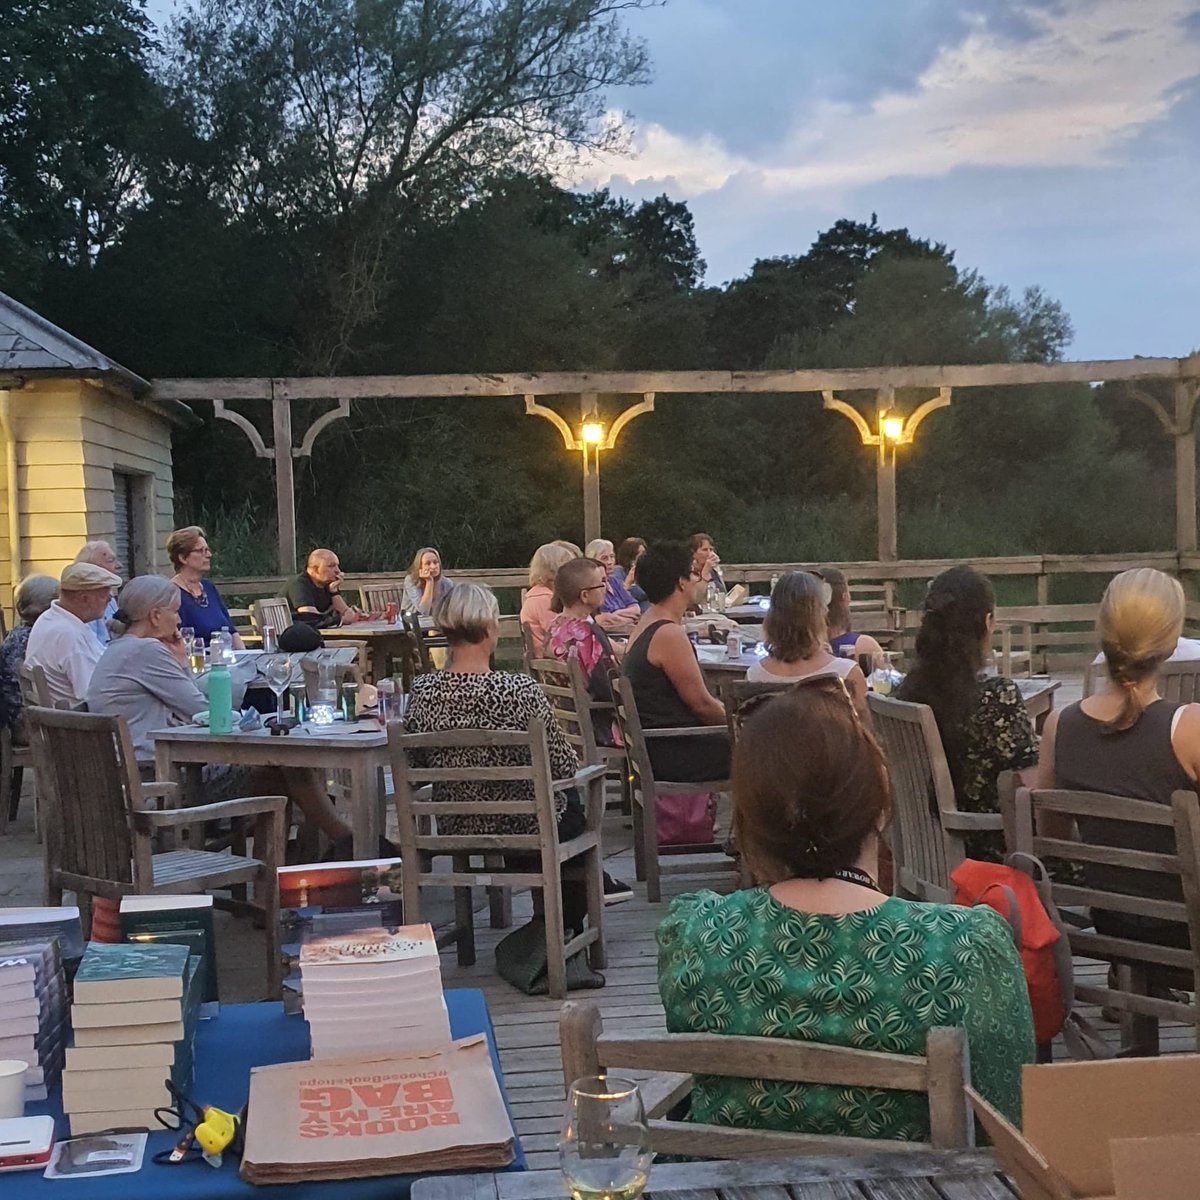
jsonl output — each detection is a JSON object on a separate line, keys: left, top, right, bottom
{"left": 603, "top": 872, "right": 633, "bottom": 905}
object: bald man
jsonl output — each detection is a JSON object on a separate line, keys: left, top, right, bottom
{"left": 287, "top": 548, "right": 364, "bottom": 628}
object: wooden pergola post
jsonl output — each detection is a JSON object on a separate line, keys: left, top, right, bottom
{"left": 876, "top": 387, "right": 898, "bottom": 563}
{"left": 272, "top": 387, "right": 297, "bottom": 575}
{"left": 581, "top": 393, "right": 602, "bottom": 547}
{"left": 1175, "top": 380, "right": 1198, "bottom": 555}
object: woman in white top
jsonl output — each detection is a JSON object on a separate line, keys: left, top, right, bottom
{"left": 87, "top": 576, "right": 351, "bottom": 843}
{"left": 745, "top": 570, "right": 869, "bottom": 717}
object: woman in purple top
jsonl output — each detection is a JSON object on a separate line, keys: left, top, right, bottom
{"left": 585, "top": 538, "right": 639, "bottom": 634}
{"left": 167, "top": 525, "right": 243, "bottom": 647}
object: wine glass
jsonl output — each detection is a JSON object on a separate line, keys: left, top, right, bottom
{"left": 560, "top": 1076, "right": 651, "bottom": 1200}
{"left": 262, "top": 655, "right": 293, "bottom": 725}
{"left": 180, "top": 627, "right": 196, "bottom": 659}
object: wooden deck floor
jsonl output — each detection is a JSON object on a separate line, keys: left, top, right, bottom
{"left": 436, "top": 830, "right": 1196, "bottom": 1171}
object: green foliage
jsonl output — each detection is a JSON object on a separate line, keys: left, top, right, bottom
{"left": 2, "top": 1, "right": 1183, "bottom": 578}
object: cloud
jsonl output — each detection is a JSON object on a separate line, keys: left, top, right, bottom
{"left": 575, "top": 0, "right": 1200, "bottom": 199}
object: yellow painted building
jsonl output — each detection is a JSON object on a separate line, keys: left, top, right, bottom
{"left": 0, "top": 292, "right": 195, "bottom": 615}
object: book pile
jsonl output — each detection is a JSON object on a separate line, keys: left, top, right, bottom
{"left": 277, "top": 857, "right": 402, "bottom": 1015}
{"left": 299, "top": 924, "right": 450, "bottom": 1060}
{"left": 120, "top": 894, "right": 220, "bottom": 1016}
{"left": 61, "top": 942, "right": 204, "bottom": 1136}
{"left": 0, "top": 939, "right": 68, "bottom": 1102}
{"left": 241, "top": 1036, "right": 515, "bottom": 1184}
{"left": 0, "top": 907, "right": 84, "bottom": 977}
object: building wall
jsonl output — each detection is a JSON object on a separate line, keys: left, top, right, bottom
{"left": 0, "top": 378, "right": 176, "bottom": 615}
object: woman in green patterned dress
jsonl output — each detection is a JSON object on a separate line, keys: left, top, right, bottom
{"left": 657, "top": 678, "right": 1034, "bottom": 1141}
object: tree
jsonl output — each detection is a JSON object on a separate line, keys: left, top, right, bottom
{"left": 163, "top": 0, "right": 654, "bottom": 370}
{"left": 0, "top": 0, "right": 161, "bottom": 286}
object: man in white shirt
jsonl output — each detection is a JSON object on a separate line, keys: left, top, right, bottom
{"left": 25, "top": 561, "right": 122, "bottom": 707}
{"left": 74, "top": 540, "right": 122, "bottom": 647}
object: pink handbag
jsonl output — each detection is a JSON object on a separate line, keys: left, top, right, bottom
{"left": 656, "top": 792, "right": 717, "bottom": 848}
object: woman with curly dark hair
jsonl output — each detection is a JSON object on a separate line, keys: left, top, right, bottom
{"left": 896, "top": 565, "right": 1037, "bottom": 854}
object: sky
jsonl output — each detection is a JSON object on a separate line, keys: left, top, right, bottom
{"left": 571, "top": 0, "right": 1200, "bottom": 361}
{"left": 145, "top": 0, "right": 1200, "bottom": 361}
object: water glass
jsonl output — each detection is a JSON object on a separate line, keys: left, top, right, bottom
{"left": 560, "top": 1076, "right": 651, "bottom": 1200}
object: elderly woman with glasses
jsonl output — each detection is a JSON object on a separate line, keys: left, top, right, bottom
{"left": 585, "top": 538, "right": 640, "bottom": 634}
{"left": 167, "top": 525, "right": 244, "bottom": 649}
{"left": 657, "top": 677, "right": 1034, "bottom": 1140}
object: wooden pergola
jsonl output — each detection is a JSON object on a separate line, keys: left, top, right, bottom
{"left": 153, "top": 355, "right": 1200, "bottom": 574}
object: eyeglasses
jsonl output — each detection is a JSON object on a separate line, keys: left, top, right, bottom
{"left": 190, "top": 547, "right": 212, "bottom": 556}
{"left": 580, "top": 584, "right": 607, "bottom": 595}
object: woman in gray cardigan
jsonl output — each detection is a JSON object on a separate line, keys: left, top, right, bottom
{"left": 87, "top": 576, "right": 350, "bottom": 842}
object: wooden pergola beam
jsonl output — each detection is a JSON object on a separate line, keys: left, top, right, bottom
{"left": 150, "top": 356, "right": 1198, "bottom": 403}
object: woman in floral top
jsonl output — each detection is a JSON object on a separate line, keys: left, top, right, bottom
{"left": 657, "top": 679, "right": 1033, "bottom": 1140}
{"left": 897, "top": 565, "right": 1037, "bottom": 858}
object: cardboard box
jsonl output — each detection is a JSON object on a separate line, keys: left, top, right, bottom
{"left": 970, "top": 1056, "right": 1200, "bottom": 1199}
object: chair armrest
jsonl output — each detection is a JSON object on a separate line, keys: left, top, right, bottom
{"left": 552, "top": 764, "right": 608, "bottom": 792}
{"left": 940, "top": 811, "right": 1004, "bottom": 832}
{"left": 642, "top": 726, "right": 725, "bottom": 739}
{"left": 138, "top": 781, "right": 181, "bottom": 804}
{"left": 134, "top": 794, "right": 288, "bottom": 828}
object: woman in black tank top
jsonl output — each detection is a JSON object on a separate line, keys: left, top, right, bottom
{"left": 1039, "top": 568, "right": 1200, "bottom": 942}
{"left": 622, "top": 543, "right": 731, "bottom": 782}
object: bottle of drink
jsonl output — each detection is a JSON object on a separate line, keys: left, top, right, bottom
{"left": 208, "top": 664, "right": 234, "bottom": 735}
{"left": 341, "top": 681, "right": 358, "bottom": 722}
{"left": 376, "top": 677, "right": 396, "bottom": 728}
{"left": 288, "top": 682, "right": 307, "bottom": 723}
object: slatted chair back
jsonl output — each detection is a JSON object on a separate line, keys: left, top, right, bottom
{"left": 610, "top": 671, "right": 734, "bottom": 903}
{"left": 1083, "top": 659, "right": 1200, "bottom": 702}
{"left": 867, "top": 692, "right": 1001, "bottom": 902}
{"left": 402, "top": 609, "right": 435, "bottom": 674}
{"left": 25, "top": 706, "right": 145, "bottom": 902}
{"left": 388, "top": 719, "right": 605, "bottom": 998}
{"left": 560, "top": 1002, "right": 972, "bottom": 1158}
{"left": 251, "top": 597, "right": 293, "bottom": 637}
{"left": 530, "top": 657, "right": 597, "bottom": 764}
{"left": 721, "top": 677, "right": 799, "bottom": 744}
{"left": 520, "top": 622, "right": 538, "bottom": 674}
{"left": 359, "top": 582, "right": 405, "bottom": 614}
{"left": 1006, "top": 782, "right": 1200, "bottom": 1054}
{"left": 18, "top": 662, "right": 54, "bottom": 708}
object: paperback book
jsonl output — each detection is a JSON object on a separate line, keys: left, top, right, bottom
{"left": 0, "top": 939, "right": 68, "bottom": 1101}
{"left": 277, "top": 858, "right": 402, "bottom": 1014}
{"left": 120, "top": 894, "right": 219, "bottom": 1012}
{"left": 0, "top": 908, "right": 83, "bottom": 975}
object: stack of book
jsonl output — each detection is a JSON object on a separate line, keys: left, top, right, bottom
{"left": 120, "top": 894, "right": 220, "bottom": 1016}
{"left": 0, "top": 907, "right": 84, "bottom": 977}
{"left": 61, "top": 942, "right": 204, "bottom": 1136}
{"left": 0, "top": 939, "right": 68, "bottom": 1102}
{"left": 277, "top": 857, "right": 402, "bottom": 1015}
{"left": 299, "top": 924, "right": 451, "bottom": 1060}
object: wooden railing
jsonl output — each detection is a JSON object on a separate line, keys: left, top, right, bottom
{"left": 213, "top": 551, "right": 1200, "bottom": 669}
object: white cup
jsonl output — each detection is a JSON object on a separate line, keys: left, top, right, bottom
{"left": 0, "top": 1059, "right": 26, "bottom": 1118}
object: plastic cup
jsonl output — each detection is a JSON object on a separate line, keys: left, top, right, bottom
{"left": 0, "top": 1059, "right": 26, "bottom": 1118}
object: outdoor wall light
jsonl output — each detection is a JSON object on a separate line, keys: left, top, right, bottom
{"left": 581, "top": 421, "right": 605, "bottom": 445}
{"left": 881, "top": 414, "right": 904, "bottom": 442}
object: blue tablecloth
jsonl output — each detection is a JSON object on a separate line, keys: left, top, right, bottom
{"left": 16, "top": 988, "right": 524, "bottom": 1197}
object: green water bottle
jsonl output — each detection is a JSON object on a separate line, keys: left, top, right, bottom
{"left": 208, "top": 663, "right": 234, "bottom": 735}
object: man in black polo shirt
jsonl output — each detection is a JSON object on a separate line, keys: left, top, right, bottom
{"left": 288, "top": 548, "right": 364, "bottom": 628}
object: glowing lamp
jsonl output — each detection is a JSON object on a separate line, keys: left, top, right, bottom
{"left": 881, "top": 415, "right": 904, "bottom": 442}
{"left": 581, "top": 421, "right": 605, "bottom": 445}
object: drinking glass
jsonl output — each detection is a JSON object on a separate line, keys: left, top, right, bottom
{"left": 560, "top": 1076, "right": 651, "bottom": 1200}
{"left": 180, "top": 627, "right": 196, "bottom": 659}
{"left": 262, "top": 655, "right": 293, "bottom": 725}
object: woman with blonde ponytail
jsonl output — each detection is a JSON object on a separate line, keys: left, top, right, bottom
{"left": 1038, "top": 569, "right": 1200, "bottom": 939}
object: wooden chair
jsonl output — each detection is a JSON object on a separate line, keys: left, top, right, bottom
{"left": 4, "top": 663, "right": 60, "bottom": 839}
{"left": 560, "top": 1001, "right": 972, "bottom": 1158}
{"left": 388, "top": 718, "right": 607, "bottom": 999}
{"left": 610, "top": 673, "right": 735, "bottom": 904}
{"left": 520, "top": 622, "right": 538, "bottom": 674}
{"left": 24, "top": 706, "right": 287, "bottom": 996}
{"left": 530, "top": 656, "right": 627, "bottom": 812}
{"left": 1083, "top": 658, "right": 1200, "bottom": 701}
{"left": 250, "top": 596, "right": 293, "bottom": 637}
{"left": 402, "top": 609, "right": 436, "bottom": 674}
{"left": 868, "top": 692, "right": 1001, "bottom": 903}
{"left": 359, "top": 582, "right": 405, "bottom": 614}
{"left": 994, "top": 620, "right": 1034, "bottom": 678}
{"left": 1005, "top": 781, "right": 1200, "bottom": 1056}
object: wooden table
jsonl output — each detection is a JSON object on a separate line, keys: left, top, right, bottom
{"left": 152, "top": 721, "right": 390, "bottom": 857}
{"left": 1014, "top": 676, "right": 1060, "bottom": 732}
{"left": 320, "top": 619, "right": 418, "bottom": 682}
{"left": 412, "top": 1149, "right": 1009, "bottom": 1199}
